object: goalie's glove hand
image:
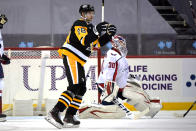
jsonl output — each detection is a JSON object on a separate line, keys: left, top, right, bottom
{"left": 0, "top": 54, "right": 10, "bottom": 65}
{"left": 0, "top": 14, "right": 8, "bottom": 29}
{"left": 95, "top": 21, "right": 109, "bottom": 36}
{"left": 107, "top": 24, "right": 117, "bottom": 36}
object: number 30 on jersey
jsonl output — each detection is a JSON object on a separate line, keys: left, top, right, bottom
{"left": 108, "top": 62, "right": 116, "bottom": 68}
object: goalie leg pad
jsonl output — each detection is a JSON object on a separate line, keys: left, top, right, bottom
{"left": 79, "top": 104, "right": 125, "bottom": 119}
{"left": 145, "top": 98, "right": 162, "bottom": 118}
{"left": 123, "top": 86, "right": 151, "bottom": 112}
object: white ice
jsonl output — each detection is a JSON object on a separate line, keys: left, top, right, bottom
{"left": 0, "top": 111, "right": 196, "bottom": 131}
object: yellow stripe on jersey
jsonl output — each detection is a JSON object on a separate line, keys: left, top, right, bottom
{"left": 65, "top": 32, "right": 71, "bottom": 44}
{"left": 58, "top": 99, "right": 68, "bottom": 107}
{"left": 67, "top": 56, "right": 78, "bottom": 84}
{"left": 74, "top": 26, "right": 88, "bottom": 45}
{"left": 61, "top": 93, "right": 73, "bottom": 101}
{"left": 69, "top": 104, "right": 79, "bottom": 109}
{"left": 73, "top": 98, "right": 82, "bottom": 103}
{"left": 58, "top": 49, "right": 85, "bottom": 66}
{"left": 93, "top": 39, "right": 101, "bottom": 48}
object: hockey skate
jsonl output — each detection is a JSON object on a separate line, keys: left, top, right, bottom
{"left": 45, "top": 108, "right": 63, "bottom": 129}
{"left": 0, "top": 114, "right": 6, "bottom": 122}
{"left": 63, "top": 114, "right": 80, "bottom": 128}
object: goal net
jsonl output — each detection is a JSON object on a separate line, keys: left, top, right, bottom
{"left": 1, "top": 47, "right": 101, "bottom": 116}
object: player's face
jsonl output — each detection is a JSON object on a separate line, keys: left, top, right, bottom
{"left": 85, "top": 11, "right": 95, "bottom": 22}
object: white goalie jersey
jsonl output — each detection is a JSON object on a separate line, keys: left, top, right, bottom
{"left": 0, "top": 30, "right": 4, "bottom": 57}
{"left": 97, "top": 48, "right": 129, "bottom": 89}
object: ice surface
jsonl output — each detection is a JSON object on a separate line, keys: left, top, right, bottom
{"left": 0, "top": 111, "right": 196, "bottom": 131}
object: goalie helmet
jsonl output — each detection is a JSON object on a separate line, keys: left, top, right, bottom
{"left": 111, "top": 35, "right": 128, "bottom": 57}
{"left": 79, "top": 4, "right": 95, "bottom": 15}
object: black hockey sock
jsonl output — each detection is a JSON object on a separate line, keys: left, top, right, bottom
{"left": 66, "top": 95, "right": 82, "bottom": 116}
{"left": 55, "top": 91, "right": 74, "bottom": 112}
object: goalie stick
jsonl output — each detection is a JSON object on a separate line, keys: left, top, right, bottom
{"left": 112, "top": 97, "right": 150, "bottom": 119}
{"left": 174, "top": 100, "right": 196, "bottom": 118}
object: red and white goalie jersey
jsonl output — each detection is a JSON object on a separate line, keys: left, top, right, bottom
{"left": 97, "top": 48, "right": 129, "bottom": 89}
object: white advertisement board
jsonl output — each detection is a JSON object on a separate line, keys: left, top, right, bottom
{"left": 2, "top": 57, "right": 196, "bottom": 105}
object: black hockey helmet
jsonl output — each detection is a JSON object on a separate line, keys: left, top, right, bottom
{"left": 79, "top": 4, "right": 95, "bottom": 15}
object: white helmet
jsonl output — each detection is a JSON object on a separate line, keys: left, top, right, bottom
{"left": 111, "top": 35, "right": 128, "bottom": 57}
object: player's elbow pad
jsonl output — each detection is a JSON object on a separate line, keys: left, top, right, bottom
{"left": 84, "top": 32, "right": 98, "bottom": 46}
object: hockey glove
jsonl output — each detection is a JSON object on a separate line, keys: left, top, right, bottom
{"left": 96, "top": 21, "right": 109, "bottom": 35}
{"left": 107, "top": 24, "right": 117, "bottom": 36}
{"left": 0, "top": 14, "right": 8, "bottom": 29}
{"left": 0, "top": 54, "right": 10, "bottom": 65}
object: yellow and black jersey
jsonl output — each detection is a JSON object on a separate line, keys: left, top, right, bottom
{"left": 58, "top": 19, "right": 112, "bottom": 66}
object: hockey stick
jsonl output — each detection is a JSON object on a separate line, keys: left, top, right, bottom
{"left": 102, "top": 0, "right": 104, "bottom": 22}
{"left": 113, "top": 98, "right": 149, "bottom": 119}
{"left": 174, "top": 100, "right": 196, "bottom": 118}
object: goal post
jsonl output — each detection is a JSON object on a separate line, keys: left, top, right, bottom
{"left": 1, "top": 47, "right": 101, "bottom": 116}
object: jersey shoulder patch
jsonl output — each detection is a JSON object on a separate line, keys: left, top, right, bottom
{"left": 106, "top": 49, "right": 121, "bottom": 62}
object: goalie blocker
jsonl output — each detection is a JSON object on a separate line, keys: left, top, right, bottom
{"left": 79, "top": 75, "right": 162, "bottom": 119}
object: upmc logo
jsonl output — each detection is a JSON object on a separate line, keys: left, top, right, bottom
{"left": 21, "top": 65, "right": 97, "bottom": 91}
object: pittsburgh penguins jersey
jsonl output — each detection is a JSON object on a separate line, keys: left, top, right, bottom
{"left": 97, "top": 48, "right": 129, "bottom": 89}
{"left": 58, "top": 19, "right": 112, "bottom": 66}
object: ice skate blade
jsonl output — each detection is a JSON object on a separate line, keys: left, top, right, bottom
{"left": 0, "top": 118, "right": 6, "bottom": 122}
{"left": 63, "top": 122, "right": 80, "bottom": 128}
{"left": 45, "top": 116, "right": 63, "bottom": 129}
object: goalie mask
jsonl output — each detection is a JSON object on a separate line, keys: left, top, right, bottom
{"left": 111, "top": 35, "right": 128, "bottom": 57}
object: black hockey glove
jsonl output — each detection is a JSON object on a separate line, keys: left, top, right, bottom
{"left": 0, "top": 54, "right": 10, "bottom": 65}
{"left": 87, "top": 23, "right": 94, "bottom": 30}
{"left": 96, "top": 21, "right": 109, "bottom": 35}
{"left": 107, "top": 24, "right": 117, "bottom": 36}
{"left": 0, "top": 14, "right": 8, "bottom": 29}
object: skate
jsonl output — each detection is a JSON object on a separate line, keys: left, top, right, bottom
{"left": 63, "top": 114, "right": 80, "bottom": 128}
{"left": 0, "top": 114, "right": 6, "bottom": 122}
{"left": 45, "top": 107, "right": 63, "bottom": 129}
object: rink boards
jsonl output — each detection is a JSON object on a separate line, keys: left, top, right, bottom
{"left": 2, "top": 56, "right": 196, "bottom": 111}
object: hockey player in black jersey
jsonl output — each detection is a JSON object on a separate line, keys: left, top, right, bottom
{"left": 45, "top": 4, "right": 117, "bottom": 129}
